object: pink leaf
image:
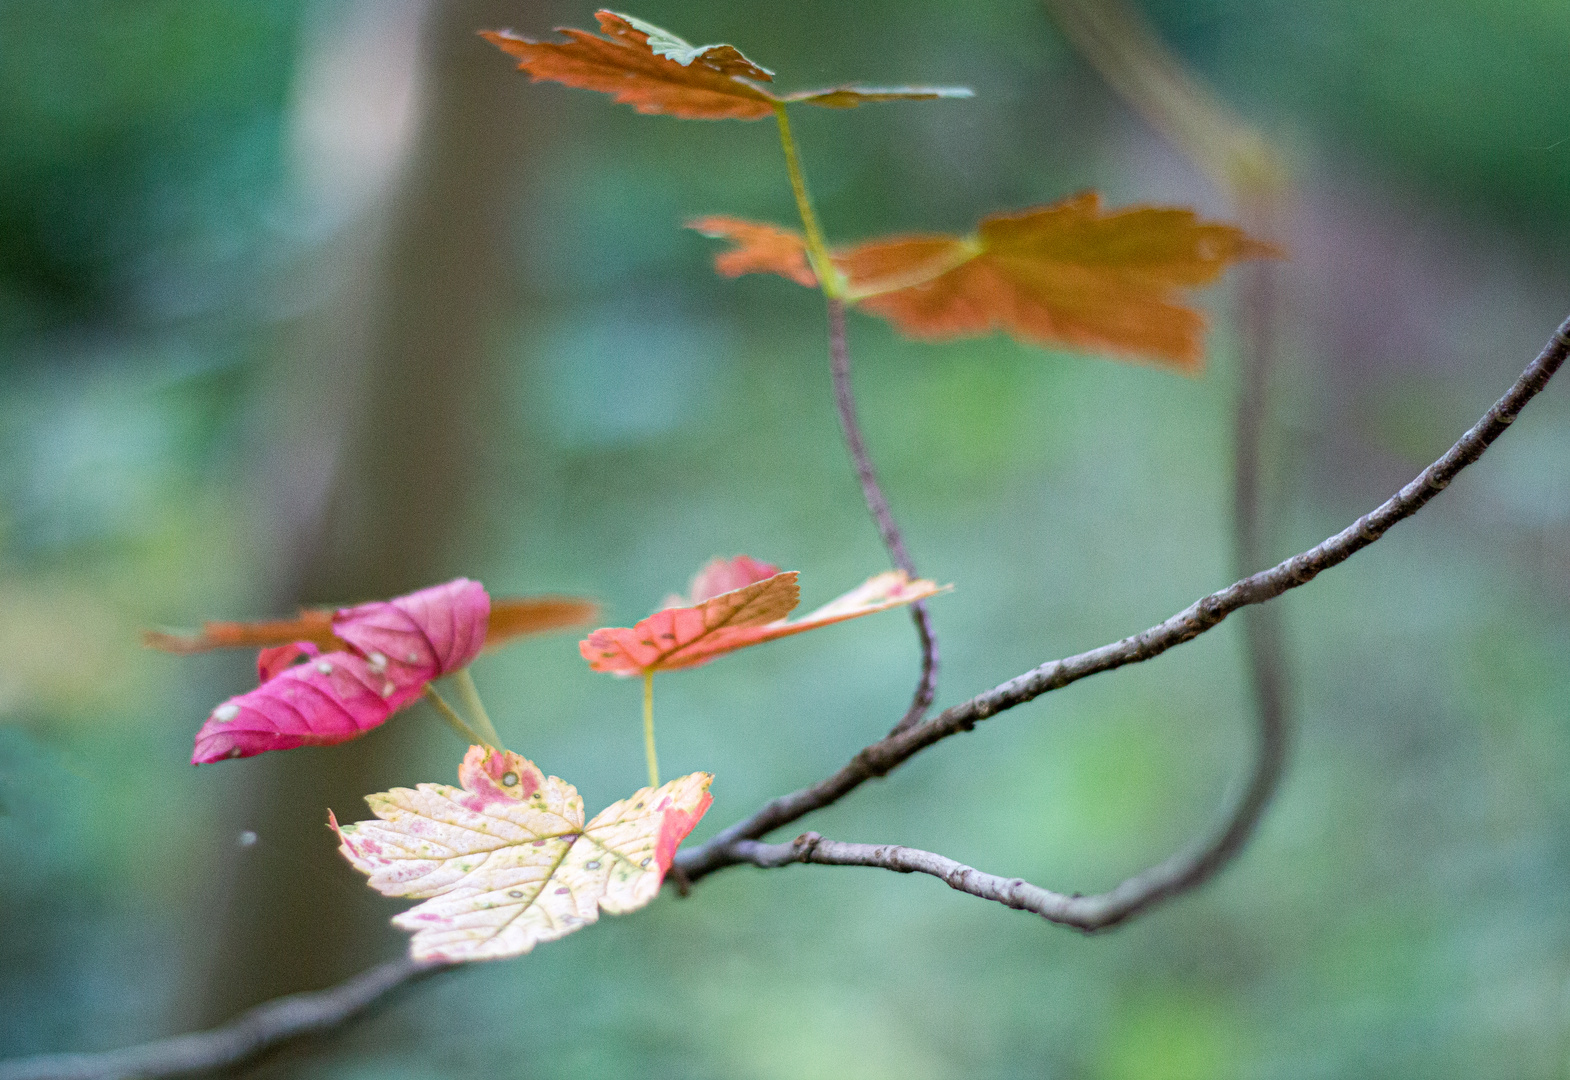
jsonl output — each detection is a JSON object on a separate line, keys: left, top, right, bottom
{"left": 332, "top": 579, "right": 490, "bottom": 696}
{"left": 193, "top": 650, "right": 401, "bottom": 763}
{"left": 190, "top": 578, "right": 492, "bottom": 765}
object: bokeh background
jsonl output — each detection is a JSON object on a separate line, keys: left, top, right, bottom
{"left": 3, "top": 1, "right": 1570, "bottom": 1076}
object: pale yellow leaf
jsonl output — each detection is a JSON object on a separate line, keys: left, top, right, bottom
{"left": 333, "top": 745, "right": 713, "bottom": 962}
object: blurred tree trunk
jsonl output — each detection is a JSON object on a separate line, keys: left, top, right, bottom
{"left": 191, "top": 0, "right": 557, "bottom": 1022}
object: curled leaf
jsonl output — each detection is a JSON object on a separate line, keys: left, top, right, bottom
{"left": 332, "top": 745, "right": 713, "bottom": 963}
{"left": 195, "top": 649, "right": 412, "bottom": 764}
{"left": 580, "top": 555, "right": 946, "bottom": 675}
{"left": 481, "top": 11, "right": 970, "bottom": 121}
{"left": 189, "top": 579, "right": 492, "bottom": 764}
{"left": 691, "top": 191, "right": 1282, "bottom": 370}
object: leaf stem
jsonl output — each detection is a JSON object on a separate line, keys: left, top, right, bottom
{"left": 451, "top": 668, "right": 502, "bottom": 748}
{"left": 642, "top": 670, "right": 660, "bottom": 789}
{"left": 422, "top": 685, "right": 488, "bottom": 749}
{"left": 772, "top": 103, "right": 844, "bottom": 298}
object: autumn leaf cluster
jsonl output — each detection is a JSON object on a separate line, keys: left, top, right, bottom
{"left": 155, "top": 557, "right": 941, "bottom": 960}
{"left": 148, "top": 8, "right": 1281, "bottom": 969}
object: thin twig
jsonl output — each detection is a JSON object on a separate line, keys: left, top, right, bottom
{"left": 676, "top": 314, "right": 1570, "bottom": 881}
{"left": 0, "top": 958, "right": 448, "bottom": 1080}
{"left": 732, "top": 829, "right": 1249, "bottom": 932}
{"left": 826, "top": 297, "right": 940, "bottom": 732}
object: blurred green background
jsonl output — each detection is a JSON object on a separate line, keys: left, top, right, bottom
{"left": 3, "top": 1, "right": 1570, "bottom": 1076}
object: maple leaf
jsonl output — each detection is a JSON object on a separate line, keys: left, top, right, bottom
{"left": 480, "top": 11, "right": 970, "bottom": 121}
{"left": 580, "top": 555, "right": 947, "bottom": 675}
{"left": 691, "top": 191, "right": 1282, "bottom": 371}
{"left": 332, "top": 744, "right": 713, "bottom": 963}
{"left": 185, "top": 579, "right": 497, "bottom": 764}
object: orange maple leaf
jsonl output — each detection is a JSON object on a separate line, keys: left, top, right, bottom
{"left": 580, "top": 555, "right": 946, "bottom": 675}
{"left": 691, "top": 192, "right": 1282, "bottom": 371}
{"left": 481, "top": 11, "right": 970, "bottom": 121}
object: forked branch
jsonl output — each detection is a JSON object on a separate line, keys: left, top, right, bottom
{"left": 732, "top": 809, "right": 1268, "bottom": 932}
{"left": 676, "top": 313, "right": 1570, "bottom": 880}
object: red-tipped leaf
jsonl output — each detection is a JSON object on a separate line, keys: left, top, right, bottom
{"left": 333, "top": 745, "right": 714, "bottom": 962}
{"left": 580, "top": 556, "right": 946, "bottom": 675}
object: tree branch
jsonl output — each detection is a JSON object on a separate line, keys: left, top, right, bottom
{"left": 732, "top": 824, "right": 1254, "bottom": 932}
{"left": 0, "top": 959, "right": 449, "bottom": 1080}
{"left": 826, "top": 297, "right": 940, "bottom": 732}
{"left": 677, "top": 313, "right": 1570, "bottom": 881}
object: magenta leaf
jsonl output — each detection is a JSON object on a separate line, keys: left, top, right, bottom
{"left": 332, "top": 579, "right": 491, "bottom": 699}
{"left": 191, "top": 579, "right": 491, "bottom": 765}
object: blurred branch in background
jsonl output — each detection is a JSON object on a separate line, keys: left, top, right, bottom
{"left": 187, "top": 0, "right": 556, "bottom": 1025}
{"left": 1039, "top": 0, "right": 1284, "bottom": 197}
{"left": 1042, "top": 0, "right": 1293, "bottom": 899}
